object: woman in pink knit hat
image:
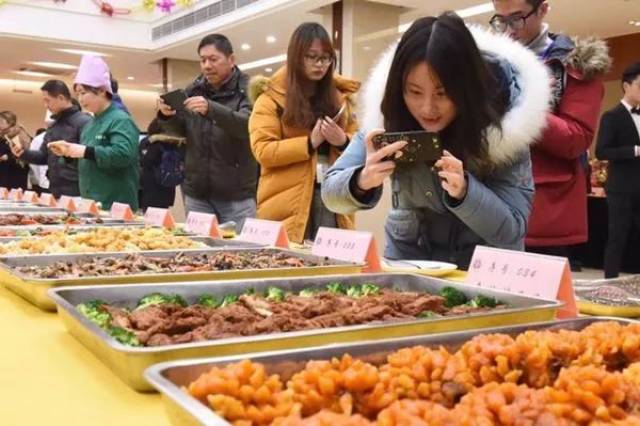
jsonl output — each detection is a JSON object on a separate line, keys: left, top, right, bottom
{"left": 49, "top": 55, "right": 140, "bottom": 210}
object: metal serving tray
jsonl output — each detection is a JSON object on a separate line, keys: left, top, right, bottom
{"left": 574, "top": 275, "right": 640, "bottom": 317}
{"left": 0, "top": 223, "right": 149, "bottom": 240}
{"left": 48, "top": 274, "right": 560, "bottom": 391}
{"left": 0, "top": 205, "right": 66, "bottom": 212}
{"left": 145, "top": 317, "right": 633, "bottom": 426}
{"left": 1, "top": 247, "right": 358, "bottom": 311}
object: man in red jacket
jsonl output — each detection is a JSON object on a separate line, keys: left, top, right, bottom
{"left": 491, "top": 0, "right": 611, "bottom": 268}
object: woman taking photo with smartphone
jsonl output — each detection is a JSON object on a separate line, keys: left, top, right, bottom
{"left": 322, "top": 13, "right": 551, "bottom": 269}
{"left": 249, "top": 22, "right": 360, "bottom": 243}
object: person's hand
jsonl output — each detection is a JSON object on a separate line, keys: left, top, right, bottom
{"left": 184, "top": 96, "right": 209, "bottom": 116}
{"left": 0, "top": 154, "right": 8, "bottom": 162}
{"left": 48, "top": 141, "right": 86, "bottom": 159}
{"left": 310, "top": 119, "right": 324, "bottom": 149}
{"left": 320, "top": 116, "right": 347, "bottom": 147}
{"left": 10, "top": 143, "right": 24, "bottom": 158}
{"left": 435, "top": 150, "right": 467, "bottom": 200}
{"left": 157, "top": 98, "right": 176, "bottom": 117}
{"left": 357, "top": 129, "right": 407, "bottom": 191}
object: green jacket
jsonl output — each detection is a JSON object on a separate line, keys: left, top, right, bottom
{"left": 78, "top": 103, "right": 140, "bottom": 210}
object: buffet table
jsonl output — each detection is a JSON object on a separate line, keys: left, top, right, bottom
{"left": 0, "top": 285, "right": 169, "bottom": 426}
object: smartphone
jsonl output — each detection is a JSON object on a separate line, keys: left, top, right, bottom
{"left": 331, "top": 103, "right": 347, "bottom": 122}
{"left": 160, "top": 89, "right": 188, "bottom": 111}
{"left": 372, "top": 131, "right": 442, "bottom": 165}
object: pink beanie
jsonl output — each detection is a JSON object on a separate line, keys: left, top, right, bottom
{"left": 74, "top": 55, "right": 113, "bottom": 94}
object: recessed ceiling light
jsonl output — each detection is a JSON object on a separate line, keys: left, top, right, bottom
{"left": 363, "top": 46, "right": 371, "bottom": 51}
{"left": 127, "top": 76, "right": 135, "bottom": 81}
{"left": 13, "top": 70, "right": 54, "bottom": 78}
{"left": 266, "top": 36, "right": 276, "bottom": 43}
{"left": 28, "top": 61, "right": 77, "bottom": 70}
{"left": 55, "top": 48, "right": 110, "bottom": 57}
{"left": 629, "top": 20, "right": 636, "bottom": 25}
{"left": 636, "top": 22, "right": 640, "bottom": 27}
{"left": 241, "top": 43, "right": 251, "bottom": 51}
{"left": 264, "top": 67, "right": 273, "bottom": 72}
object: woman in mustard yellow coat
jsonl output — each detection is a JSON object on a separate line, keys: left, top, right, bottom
{"left": 249, "top": 22, "right": 360, "bottom": 243}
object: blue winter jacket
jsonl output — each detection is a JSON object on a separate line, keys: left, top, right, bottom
{"left": 321, "top": 27, "right": 552, "bottom": 269}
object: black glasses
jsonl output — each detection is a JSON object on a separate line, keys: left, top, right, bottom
{"left": 304, "top": 54, "right": 334, "bottom": 66}
{"left": 489, "top": 2, "right": 541, "bottom": 33}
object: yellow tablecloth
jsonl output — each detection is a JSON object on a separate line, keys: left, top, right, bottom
{"left": 0, "top": 286, "right": 169, "bottom": 426}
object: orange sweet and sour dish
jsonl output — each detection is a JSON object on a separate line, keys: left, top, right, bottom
{"left": 185, "top": 321, "right": 640, "bottom": 425}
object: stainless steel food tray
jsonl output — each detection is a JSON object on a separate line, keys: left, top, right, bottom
{"left": 1, "top": 247, "right": 358, "bottom": 310}
{"left": 574, "top": 275, "right": 640, "bottom": 317}
{"left": 48, "top": 274, "right": 560, "bottom": 391}
{"left": 145, "top": 317, "right": 633, "bottom": 426}
{"left": 0, "top": 205, "right": 66, "bottom": 212}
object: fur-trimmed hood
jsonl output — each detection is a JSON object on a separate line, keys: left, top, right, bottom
{"left": 359, "top": 26, "right": 552, "bottom": 168}
{"left": 148, "top": 133, "right": 186, "bottom": 145}
{"left": 248, "top": 67, "right": 361, "bottom": 108}
{"left": 556, "top": 35, "right": 611, "bottom": 81}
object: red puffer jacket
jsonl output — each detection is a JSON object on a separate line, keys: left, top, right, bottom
{"left": 526, "top": 35, "right": 611, "bottom": 247}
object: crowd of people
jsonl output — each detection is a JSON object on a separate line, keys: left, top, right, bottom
{"left": 2, "top": 0, "right": 639, "bottom": 275}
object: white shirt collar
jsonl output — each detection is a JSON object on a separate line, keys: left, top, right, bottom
{"left": 622, "top": 99, "right": 638, "bottom": 112}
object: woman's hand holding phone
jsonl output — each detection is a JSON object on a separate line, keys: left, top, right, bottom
{"left": 436, "top": 150, "right": 467, "bottom": 200}
{"left": 320, "top": 116, "right": 347, "bottom": 147}
{"left": 357, "top": 129, "right": 407, "bottom": 191}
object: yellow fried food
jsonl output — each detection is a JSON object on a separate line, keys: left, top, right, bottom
{"left": 0, "top": 227, "right": 202, "bottom": 255}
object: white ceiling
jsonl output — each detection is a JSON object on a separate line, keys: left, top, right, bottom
{"left": 0, "top": 0, "right": 638, "bottom": 91}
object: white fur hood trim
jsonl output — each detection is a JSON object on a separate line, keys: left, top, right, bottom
{"left": 359, "top": 26, "right": 552, "bottom": 167}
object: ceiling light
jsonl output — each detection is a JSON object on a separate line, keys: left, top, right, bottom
{"left": 55, "top": 48, "right": 110, "bottom": 57}
{"left": 363, "top": 46, "right": 371, "bottom": 51}
{"left": 13, "top": 70, "right": 54, "bottom": 78}
{"left": 264, "top": 67, "right": 273, "bottom": 73}
{"left": 238, "top": 54, "right": 287, "bottom": 71}
{"left": 266, "top": 36, "right": 276, "bottom": 43}
{"left": 398, "top": 2, "right": 494, "bottom": 33}
{"left": 127, "top": 76, "right": 135, "bottom": 81}
{"left": 630, "top": 20, "right": 636, "bottom": 25}
{"left": 241, "top": 43, "right": 251, "bottom": 51}
{"left": 636, "top": 22, "right": 640, "bottom": 27}
{"left": 456, "top": 2, "right": 494, "bottom": 18}
{"left": 28, "top": 61, "right": 77, "bottom": 70}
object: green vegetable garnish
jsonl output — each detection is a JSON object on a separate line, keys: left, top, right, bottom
{"left": 417, "top": 311, "right": 440, "bottom": 318}
{"left": 361, "top": 283, "right": 381, "bottom": 296}
{"left": 468, "top": 295, "right": 499, "bottom": 308}
{"left": 108, "top": 326, "right": 141, "bottom": 347}
{"left": 197, "top": 294, "right": 219, "bottom": 307}
{"left": 220, "top": 294, "right": 239, "bottom": 307}
{"left": 265, "top": 286, "right": 285, "bottom": 302}
{"left": 327, "top": 282, "right": 348, "bottom": 294}
{"left": 136, "top": 293, "right": 187, "bottom": 310}
{"left": 439, "top": 287, "right": 468, "bottom": 308}
{"left": 77, "top": 299, "right": 111, "bottom": 328}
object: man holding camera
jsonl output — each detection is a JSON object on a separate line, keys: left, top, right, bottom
{"left": 157, "top": 34, "right": 257, "bottom": 231}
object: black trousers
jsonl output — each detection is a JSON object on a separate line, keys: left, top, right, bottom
{"left": 604, "top": 192, "right": 640, "bottom": 278}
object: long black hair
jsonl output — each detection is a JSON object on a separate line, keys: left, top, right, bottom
{"left": 381, "top": 12, "right": 506, "bottom": 167}
{"left": 283, "top": 22, "right": 339, "bottom": 130}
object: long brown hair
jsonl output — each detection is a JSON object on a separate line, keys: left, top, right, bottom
{"left": 283, "top": 22, "right": 340, "bottom": 130}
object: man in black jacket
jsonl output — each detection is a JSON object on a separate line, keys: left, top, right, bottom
{"left": 12, "top": 80, "right": 91, "bottom": 197}
{"left": 158, "top": 34, "right": 257, "bottom": 231}
{"left": 595, "top": 62, "right": 640, "bottom": 278}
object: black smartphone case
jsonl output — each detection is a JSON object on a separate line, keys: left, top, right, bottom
{"left": 372, "top": 131, "right": 442, "bottom": 165}
{"left": 160, "top": 90, "right": 187, "bottom": 111}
